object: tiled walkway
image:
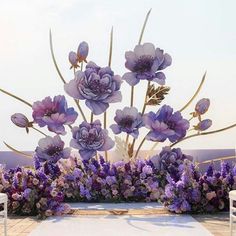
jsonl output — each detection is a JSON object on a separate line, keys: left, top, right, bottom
{"left": 0, "top": 213, "right": 230, "bottom": 236}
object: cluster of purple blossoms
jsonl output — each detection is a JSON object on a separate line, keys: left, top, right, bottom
{"left": 122, "top": 43, "right": 172, "bottom": 86}
{"left": 110, "top": 107, "right": 144, "bottom": 138}
{"left": 32, "top": 95, "right": 78, "bottom": 135}
{"left": 65, "top": 62, "right": 122, "bottom": 115}
{"left": 70, "top": 120, "right": 114, "bottom": 160}
{"left": 0, "top": 165, "right": 70, "bottom": 218}
{"left": 144, "top": 105, "right": 189, "bottom": 143}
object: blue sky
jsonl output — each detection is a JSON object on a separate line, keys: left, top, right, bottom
{"left": 0, "top": 0, "right": 235, "bottom": 151}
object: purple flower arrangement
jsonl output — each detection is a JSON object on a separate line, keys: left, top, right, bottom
{"left": 0, "top": 10, "right": 235, "bottom": 218}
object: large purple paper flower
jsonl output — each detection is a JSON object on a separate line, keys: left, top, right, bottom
{"left": 144, "top": 105, "right": 189, "bottom": 143}
{"left": 32, "top": 95, "right": 78, "bottom": 135}
{"left": 70, "top": 120, "right": 115, "bottom": 160}
{"left": 64, "top": 62, "right": 122, "bottom": 115}
{"left": 122, "top": 43, "right": 172, "bottom": 86}
{"left": 110, "top": 107, "right": 144, "bottom": 138}
{"left": 35, "top": 135, "right": 71, "bottom": 163}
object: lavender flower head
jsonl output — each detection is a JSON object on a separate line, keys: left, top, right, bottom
{"left": 144, "top": 105, "right": 189, "bottom": 143}
{"left": 35, "top": 135, "right": 71, "bottom": 163}
{"left": 70, "top": 120, "right": 115, "bottom": 160}
{"left": 32, "top": 95, "right": 78, "bottom": 135}
{"left": 110, "top": 107, "right": 144, "bottom": 138}
{"left": 64, "top": 62, "right": 122, "bottom": 115}
{"left": 11, "top": 113, "right": 32, "bottom": 133}
{"left": 122, "top": 43, "right": 172, "bottom": 86}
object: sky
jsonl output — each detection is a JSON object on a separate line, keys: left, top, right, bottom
{"left": 0, "top": 0, "right": 236, "bottom": 152}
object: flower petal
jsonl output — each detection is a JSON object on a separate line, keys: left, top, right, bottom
{"left": 85, "top": 100, "right": 109, "bottom": 115}
{"left": 153, "top": 72, "right": 166, "bottom": 85}
{"left": 110, "top": 124, "right": 121, "bottom": 134}
{"left": 122, "top": 72, "right": 140, "bottom": 86}
{"left": 79, "top": 149, "right": 96, "bottom": 160}
{"left": 64, "top": 79, "right": 84, "bottom": 100}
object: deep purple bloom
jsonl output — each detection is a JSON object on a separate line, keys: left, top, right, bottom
{"left": 122, "top": 43, "right": 172, "bottom": 86}
{"left": 32, "top": 95, "right": 78, "bottom": 135}
{"left": 35, "top": 135, "right": 71, "bottom": 163}
{"left": 11, "top": 113, "right": 32, "bottom": 133}
{"left": 194, "top": 98, "right": 210, "bottom": 116}
{"left": 144, "top": 105, "right": 189, "bottom": 142}
{"left": 64, "top": 62, "right": 122, "bottom": 115}
{"left": 194, "top": 119, "right": 212, "bottom": 131}
{"left": 70, "top": 120, "right": 115, "bottom": 160}
{"left": 110, "top": 107, "right": 144, "bottom": 138}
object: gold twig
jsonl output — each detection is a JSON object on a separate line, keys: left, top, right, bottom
{"left": 134, "top": 136, "right": 146, "bottom": 159}
{"left": 141, "top": 81, "right": 151, "bottom": 115}
{"left": 179, "top": 71, "right": 206, "bottom": 112}
{"left": 0, "top": 88, "right": 32, "bottom": 108}
{"left": 3, "top": 142, "right": 32, "bottom": 158}
{"left": 197, "top": 155, "right": 236, "bottom": 166}
{"left": 90, "top": 113, "right": 94, "bottom": 123}
{"left": 31, "top": 126, "right": 47, "bottom": 137}
{"left": 170, "top": 123, "right": 236, "bottom": 147}
{"left": 108, "top": 26, "right": 113, "bottom": 67}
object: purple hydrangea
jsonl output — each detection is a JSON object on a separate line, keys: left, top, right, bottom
{"left": 70, "top": 120, "right": 115, "bottom": 160}
{"left": 64, "top": 62, "right": 122, "bottom": 115}
{"left": 144, "top": 105, "right": 189, "bottom": 143}
{"left": 32, "top": 95, "right": 78, "bottom": 135}
{"left": 122, "top": 43, "right": 172, "bottom": 86}
{"left": 110, "top": 107, "right": 144, "bottom": 138}
{"left": 35, "top": 135, "right": 71, "bottom": 163}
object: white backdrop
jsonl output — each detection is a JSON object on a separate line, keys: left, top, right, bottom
{"left": 0, "top": 0, "right": 235, "bottom": 151}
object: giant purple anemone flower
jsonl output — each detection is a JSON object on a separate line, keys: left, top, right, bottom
{"left": 110, "top": 107, "right": 144, "bottom": 138}
{"left": 35, "top": 135, "right": 71, "bottom": 163}
{"left": 122, "top": 43, "right": 172, "bottom": 86}
{"left": 64, "top": 62, "right": 122, "bottom": 115}
{"left": 144, "top": 105, "right": 189, "bottom": 143}
{"left": 70, "top": 120, "right": 115, "bottom": 160}
{"left": 32, "top": 95, "right": 78, "bottom": 135}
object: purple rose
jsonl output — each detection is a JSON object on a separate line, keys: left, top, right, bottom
{"left": 32, "top": 95, "right": 78, "bottom": 135}
{"left": 194, "top": 98, "right": 210, "bottom": 116}
{"left": 64, "top": 62, "right": 122, "bottom": 115}
{"left": 110, "top": 107, "right": 144, "bottom": 138}
{"left": 11, "top": 113, "right": 32, "bottom": 133}
{"left": 194, "top": 119, "right": 212, "bottom": 131}
{"left": 35, "top": 135, "right": 71, "bottom": 163}
{"left": 122, "top": 43, "right": 172, "bottom": 86}
{"left": 144, "top": 105, "right": 189, "bottom": 143}
{"left": 70, "top": 120, "right": 115, "bottom": 160}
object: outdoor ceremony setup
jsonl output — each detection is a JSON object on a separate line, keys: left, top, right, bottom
{"left": 0, "top": 4, "right": 236, "bottom": 236}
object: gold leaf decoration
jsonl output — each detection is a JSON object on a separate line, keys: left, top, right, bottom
{"left": 146, "top": 85, "right": 170, "bottom": 106}
{"left": 114, "top": 136, "right": 129, "bottom": 160}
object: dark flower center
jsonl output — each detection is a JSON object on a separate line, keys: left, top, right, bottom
{"left": 166, "top": 121, "right": 176, "bottom": 130}
{"left": 46, "top": 146, "right": 62, "bottom": 157}
{"left": 119, "top": 116, "right": 134, "bottom": 128}
{"left": 88, "top": 79, "right": 107, "bottom": 94}
{"left": 44, "top": 109, "right": 57, "bottom": 117}
{"left": 133, "top": 56, "right": 154, "bottom": 73}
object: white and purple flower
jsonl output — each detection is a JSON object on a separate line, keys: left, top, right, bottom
{"left": 122, "top": 43, "right": 172, "bottom": 86}
{"left": 64, "top": 62, "right": 122, "bottom": 115}
{"left": 32, "top": 95, "right": 78, "bottom": 135}
{"left": 70, "top": 120, "right": 115, "bottom": 160}
{"left": 35, "top": 135, "right": 71, "bottom": 163}
{"left": 110, "top": 107, "right": 144, "bottom": 138}
{"left": 144, "top": 105, "right": 189, "bottom": 143}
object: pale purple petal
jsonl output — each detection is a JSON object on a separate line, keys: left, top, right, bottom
{"left": 85, "top": 100, "right": 109, "bottom": 115}
{"left": 122, "top": 72, "right": 139, "bottom": 86}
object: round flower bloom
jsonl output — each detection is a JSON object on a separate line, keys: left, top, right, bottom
{"left": 35, "top": 135, "right": 71, "bottom": 163}
{"left": 110, "top": 107, "right": 144, "bottom": 138}
{"left": 194, "top": 98, "right": 210, "bottom": 116}
{"left": 144, "top": 105, "right": 189, "bottom": 143}
{"left": 64, "top": 62, "right": 122, "bottom": 115}
{"left": 11, "top": 113, "right": 32, "bottom": 133}
{"left": 32, "top": 95, "right": 78, "bottom": 135}
{"left": 194, "top": 119, "right": 212, "bottom": 131}
{"left": 122, "top": 43, "right": 172, "bottom": 86}
{"left": 70, "top": 120, "right": 115, "bottom": 160}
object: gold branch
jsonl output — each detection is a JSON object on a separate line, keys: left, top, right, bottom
{"left": 3, "top": 142, "right": 32, "bottom": 158}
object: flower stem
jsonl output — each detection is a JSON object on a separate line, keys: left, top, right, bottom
{"left": 141, "top": 81, "right": 151, "bottom": 115}
{"left": 31, "top": 126, "right": 47, "bottom": 137}
{"left": 170, "top": 123, "right": 236, "bottom": 147}
{"left": 49, "top": 30, "right": 87, "bottom": 122}
{"left": 90, "top": 112, "right": 94, "bottom": 123}
{"left": 179, "top": 71, "right": 206, "bottom": 112}
{"left": 3, "top": 142, "right": 32, "bottom": 158}
{"left": 134, "top": 136, "right": 146, "bottom": 159}
{"left": 0, "top": 88, "right": 32, "bottom": 108}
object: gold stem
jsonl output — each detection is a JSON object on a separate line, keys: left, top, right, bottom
{"left": 134, "top": 136, "right": 146, "bottom": 159}
{"left": 49, "top": 30, "right": 87, "bottom": 122}
{"left": 3, "top": 142, "right": 32, "bottom": 158}
{"left": 179, "top": 71, "right": 206, "bottom": 112}
{"left": 90, "top": 113, "right": 94, "bottom": 123}
{"left": 31, "top": 126, "right": 47, "bottom": 136}
{"left": 145, "top": 142, "right": 159, "bottom": 158}
{"left": 197, "top": 155, "right": 236, "bottom": 166}
{"left": 125, "top": 134, "right": 129, "bottom": 147}
{"left": 0, "top": 88, "right": 32, "bottom": 107}
{"left": 170, "top": 123, "right": 236, "bottom": 148}
{"left": 81, "top": 61, "right": 84, "bottom": 71}
{"left": 141, "top": 81, "right": 151, "bottom": 115}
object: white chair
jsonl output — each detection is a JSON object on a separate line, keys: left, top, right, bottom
{"left": 0, "top": 193, "right": 7, "bottom": 236}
